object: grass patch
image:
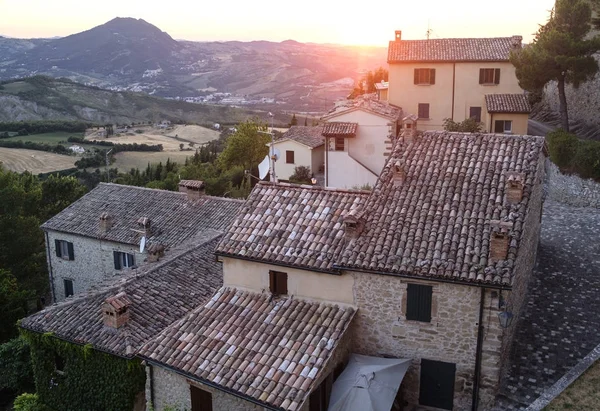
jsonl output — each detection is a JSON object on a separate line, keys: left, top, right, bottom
{"left": 4, "top": 131, "right": 83, "bottom": 144}
{"left": 544, "top": 360, "right": 600, "bottom": 410}
{"left": 0, "top": 148, "right": 76, "bottom": 174}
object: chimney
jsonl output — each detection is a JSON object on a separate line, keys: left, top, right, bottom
{"left": 343, "top": 208, "right": 365, "bottom": 240}
{"left": 178, "top": 180, "right": 206, "bottom": 200}
{"left": 510, "top": 35, "right": 523, "bottom": 49}
{"left": 147, "top": 243, "right": 165, "bottom": 263}
{"left": 99, "top": 212, "right": 113, "bottom": 234}
{"left": 402, "top": 114, "right": 418, "bottom": 144}
{"left": 392, "top": 160, "right": 407, "bottom": 186}
{"left": 137, "top": 217, "right": 152, "bottom": 238}
{"left": 395, "top": 30, "right": 402, "bottom": 42}
{"left": 489, "top": 221, "right": 513, "bottom": 263}
{"left": 505, "top": 172, "right": 525, "bottom": 204}
{"left": 101, "top": 292, "right": 131, "bottom": 329}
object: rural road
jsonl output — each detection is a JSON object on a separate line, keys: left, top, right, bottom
{"left": 528, "top": 119, "right": 556, "bottom": 137}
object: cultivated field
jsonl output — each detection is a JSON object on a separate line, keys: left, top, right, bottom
{"left": 165, "top": 125, "right": 220, "bottom": 145}
{"left": 0, "top": 148, "right": 76, "bottom": 173}
{"left": 113, "top": 151, "right": 194, "bottom": 172}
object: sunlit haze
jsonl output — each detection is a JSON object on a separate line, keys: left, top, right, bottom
{"left": 2, "top": 0, "right": 556, "bottom": 45}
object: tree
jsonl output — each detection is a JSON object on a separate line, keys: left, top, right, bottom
{"left": 289, "top": 114, "right": 298, "bottom": 127}
{"left": 510, "top": 0, "right": 600, "bottom": 131}
{"left": 443, "top": 117, "right": 484, "bottom": 133}
{"left": 304, "top": 117, "right": 308, "bottom": 127}
{"left": 219, "top": 118, "right": 270, "bottom": 173}
{"left": 0, "top": 270, "right": 29, "bottom": 342}
{"left": 289, "top": 166, "right": 312, "bottom": 184}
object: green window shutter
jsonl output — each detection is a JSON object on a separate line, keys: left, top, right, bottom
{"left": 127, "top": 253, "right": 135, "bottom": 267}
{"left": 55, "top": 239, "right": 62, "bottom": 258}
{"left": 113, "top": 251, "right": 121, "bottom": 270}
{"left": 494, "top": 68, "right": 501, "bottom": 84}
{"left": 406, "top": 284, "right": 433, "bottom": 322}
{"left": 67, "top": 242, "right": 75, "bottom": 260}
{"left": 479, "top": 69, "right": 484, "bottom": 84}
{"left": 430, "top": 69, "right": 436, "bottom": 85}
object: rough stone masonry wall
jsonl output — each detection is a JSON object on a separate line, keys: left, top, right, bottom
{"left": 148, "top": 365, "right": 264, "bottom": 411}
{"left": 46, "top": 230, "right": 144, "bottom": 302}
{"left": 545, "top": 161, "right": 600, "bottom": 208}
{"left": 352, "top": 272, "right": 483, "bottom": 410}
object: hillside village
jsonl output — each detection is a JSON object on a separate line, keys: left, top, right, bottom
{"left": 2, "top": 1, "right": 600, "bottom": 411}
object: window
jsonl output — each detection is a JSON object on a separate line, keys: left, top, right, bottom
{"left": 469, "top": 107, "right": 482, "bottom": 123}
{"left": 479, "top": 68, "right": 501, "bottom": 85}
{"left": 494, "top": 120, "right": 513, "bottom": 134}
{"left": 334, "top": 137, "right": 345, "bottom": 151}
{"left": 414, "top": 68, "right": 436, "bottom": 85}
{"left": 269, "top": 270, "right": 288, "bottom": 295}
{"left": 286, "top": 150, "right": 295, "bottom": 164}
{"left": 419, "top": 359, "right": 456, "bottom": 410}
{"left": 190, "top": 385, "right": 212, "bottom": 411}
{"left": 309, "top": 372, "right": 333, "bottom": 411}
{"left": 55, "top": 240, "right": 74, "bottom": 260}
{"left": 406, "top": 283, "right": 432, "bottom": 322}
{"left": 113, "top": 251, "right": 135, "bottom": 270}
{"left": 64, "top": 279, "right": 74, "bottom": 298}
{"left": 418, "top": 103, "right": 430, "bottom": 119}
{"left": 55, "top": 353, "right": 66, "bottom": 374}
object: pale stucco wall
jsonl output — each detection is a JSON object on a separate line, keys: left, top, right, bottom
{"left": 311, "top": 145, "right": 325, "bottom": 175}
{"left": 46, "top": 230, "right": 144, "bottom": 302}
{"left": 222, "top": 257, "right": 355, "bottom": 305}
{"left": 388, "top": 61, "right": 525, "bottom": 131}
{"left": 326, "top": 151, "right": 379, "bottom": 189}
{"left": 487, "top": 113, "right": 529, "bottom": 135}
{"left": 271, "top": 140, "right": 314, "bottom": 181}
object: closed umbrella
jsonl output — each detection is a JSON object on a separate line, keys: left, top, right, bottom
{"left": 328, "top": 354, "right": 412, "bottom": 411}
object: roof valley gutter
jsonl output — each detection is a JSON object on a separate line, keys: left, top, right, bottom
{"left": 141, "top": 357, "right": 282, "bottom": 411}
{"left": 44, "top": 231, "right": 56, "bottom": 303}
{"left": 332, "top": 265, "right": 512, "bottom": 290}
{"left": 472, "top": 287, "right": 485, "bottom": 410}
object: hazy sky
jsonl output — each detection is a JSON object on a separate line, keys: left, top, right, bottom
{"left": 1, "top": 0, "right": 556, "bottom": 45}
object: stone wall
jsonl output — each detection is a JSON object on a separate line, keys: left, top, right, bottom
{"left": 148, "top": 365, "right": 265, "bottom": 411}
{"left": 545, "top": 161, "right": 600, "bottom": 208}
{"left": 46, "top": 230, "right": 144, "bottom": 302}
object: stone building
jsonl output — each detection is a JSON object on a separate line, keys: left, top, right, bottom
{"left": 41, "top": 182, "right": 242, "bottom": 302}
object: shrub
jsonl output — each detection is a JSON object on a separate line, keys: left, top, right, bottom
{"left": 443, "top": 117, "right": 483, "bottom": 133}
{"left": 547, "top": 129, "right": 578, "bottom": 168}
{"left": 573, "top": 140, "right": 600, "bottom": 180}
{"left": 0, "top": 337, "right": 34, "bottom": 394}
{"left": 13, "top": 393, "right": 49, "bottom": 411}
{"left": 289, "top": 166, "right": 312, "bottom": 184}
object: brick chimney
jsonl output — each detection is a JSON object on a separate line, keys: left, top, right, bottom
{"left": 102, "top": 292, "right": 131, "bottom": 329}
{"left": 343, "top": 208, "right": 365, "bottom": 239}
{"left": 489, "top": 220, "right": 513, "bottom": 263}
{"left": 99, "top": 212, "right": 113, "bottom": 234}
{"left": 147, "top": 243, "right": 165, "bottom": 263}
{"left": 505, "top": 172, "right": 525, "bottom": 204}
{"left": 137, "top": 217, "right": 152, "bottom": 238}
{"left": 395, "top": 30, "right": 402, "bottom": 42}
{"left": 392, "top": 160, "right": 407, "bottom": 186}
{"left": 178, "top": 180, "right": 206, "bottom": 200}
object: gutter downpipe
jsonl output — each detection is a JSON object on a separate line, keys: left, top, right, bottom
{"left": 472, "top": 287, "right": 486, "bottom": 411}
{"left": 44, "top": 231, "right": 56, "bottom": 303}
{"left": 451, "top": 63, "right": 456, "bottom": 120}
{"left": 325, "top": 137, "right": 329, "bottom": 186}
{"left": 149, "top": 363, "right": 155, "bottom": 408}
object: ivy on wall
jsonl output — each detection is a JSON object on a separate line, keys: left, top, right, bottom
{"left": 21, "top": 330, "right": 146, "bottom": 411}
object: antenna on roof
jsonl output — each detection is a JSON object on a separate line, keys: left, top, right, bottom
{"left": 139, "top": 236, "right": 146, "bottom": 253}
{"left": 426, "top": 20, "right": 432, "bottom": 40}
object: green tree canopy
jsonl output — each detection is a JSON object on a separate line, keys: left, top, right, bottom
{"left": 219, "top": 118, "right": 270, "bottom": 173}
{"left": 510, "top": 0, "right": 600, "bottom": 131}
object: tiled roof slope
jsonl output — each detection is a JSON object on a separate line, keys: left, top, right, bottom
{"left": 277, "top": 126, "right": 325, "bottom": 148}
{"left": 337, "top": 131, "right": 546, "bottom": 286}
{"left": 20, "top": 234, "right": 224, "bottom": 357}
{"left": 215, "top": 182, "right": 370, "bottom": 272}
{"left": 323, "top": 94, "right": 402, "bottom": 121}
{"left": 41, "top": 183, "right": 243, "bottom": 248}
{"left": 388, "top": 37, "right": 521, "bottom": 62}
{"left": 485, "top": 94, "right": 532, "bottom": 114}
{"left": 139, "top": 287, "right": 355, "bottom": 411}
{"left": 322, "top": 122, "right": 358, "bottom": 137}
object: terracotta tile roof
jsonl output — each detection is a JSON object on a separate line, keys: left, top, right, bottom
{"left": 276, "top": 126, "right": 325, "bottom": 148}
{"left": 375, "top": 81, "right": 389, "bottom": 90}
{"left": 323, "top": 94, "right": 402, "bottom": 121}
{"left": 41, "top": 183, "right": 243, "bottom": 248}
{"left": 20, "top": 233, "right": 224, "bottom": 357}
{"left": 139, "top": 287, "right": 355, "bottom": 411}
{"left": 485, "top": 94, "right": 532, "bottom": 114}
{"left": 337, "top": 131, "right": 546, "bottom": 286}
{"left": 388, "top": 36, "right": 522, "bottom": 63}
{"left": 215, "top": 182, "right": 370, "bottom": 272}
{"left": 322, "top": 122, "right": 358, "bottom": 138}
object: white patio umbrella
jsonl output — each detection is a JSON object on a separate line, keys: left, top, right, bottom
{"left": 327, "top": 354, "right": 412, "bottom": 411}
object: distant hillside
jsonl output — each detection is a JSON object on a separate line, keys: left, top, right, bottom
{"left": 0, "top": 18, "right": 387, "bottom": 111}
{"left": 0, "top": 76, "right": 280, "bottom": 125}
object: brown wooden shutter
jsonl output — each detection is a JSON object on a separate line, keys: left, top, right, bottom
{"left": 494, "top": 68, "right": 501, "bottom": 84}
{"left": 190, "top": 385, "right": 212, "bottom": 411}
{"left": 429, "top": 69, "right": 436, "bottom": 85}
{"left": 269, "top": 271, "right": 276, "bottom": 293}
{"left": 276, "top": 271, "right": 288, "bottom": 295}
{"left": 479, "top": 69, "right": 484, "bottom": 84}
{"left": 414, "top": 69, "right": 419, "bottom": 84}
